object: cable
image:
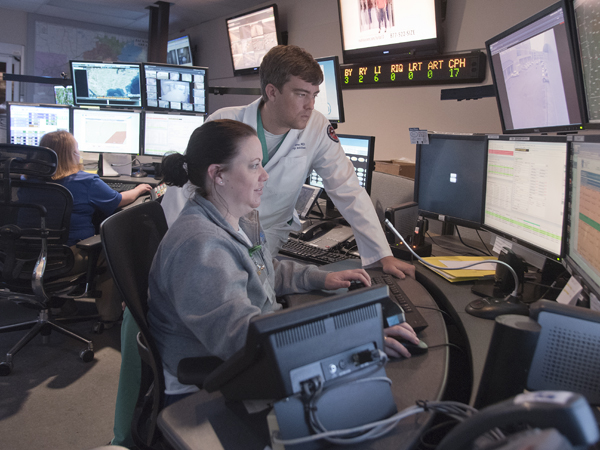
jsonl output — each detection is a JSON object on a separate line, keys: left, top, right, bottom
{"left": 455, "top": 226, "right": 492, "bottom": 257}
{"left": 415, "top": 304, "right": 453, "bottom": 320}
{"left": 476, "top": 229, "right": 493, "bottom": 256}
{"left": 386, "top": 220, "right": 519, "bottom": 297}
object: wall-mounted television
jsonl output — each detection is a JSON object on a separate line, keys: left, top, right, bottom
{"left": 226, "top": 4, "right": 281, "bottom": 76}
{"left": 70, "top": 60, "right": 142, "bottom": 108}
{"left": 142, "top": 63, "right": 208, "bottom": 114}
{"left": 486, "top": 2, "right": 586, "bottom": 134}
{"left": 167, "top": 35, "right": 194, "bottom": 66}
{"left": 314, "top": 55, "right": 345, "bottom": 124}
{"left": 337, "top": 0, "right": 444, "bottom": 64}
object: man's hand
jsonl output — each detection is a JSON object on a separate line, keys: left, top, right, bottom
{"left": 383, "top": 323, "right": 419, "bottom": 358}
{"left": 323, "top": 268, "right": 371, "bottom": 290}
{"left": 379, "top": 255, "right": 415, "bottom": 279}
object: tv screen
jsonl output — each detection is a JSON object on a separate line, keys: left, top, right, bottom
{"left": 142, "top": 63, "right": 208, "bottom": 114}
{"left": 414, "top": 134, "right": 488, "bottom": 229}
{"left": 337, "top": 0, "right": 444, "bottom": 64}
{"left": 482, "top": 135, "right": 569, "bottom": 261}
{"left": 54, "top": 86, "right": 74, "bottom": 106}
{"left": 314, "top": 55, "right": 345, "bottom": 124}
{"left": 70, "top": 60, "right": 142, "bottom": 108}
{"left": 142, "top": 111, "right": 205, "bottom": 157}
{"left": 167, "top": 35, "right": 194, "bottom": 66}
{"left": 226, "top": 4, "right": 281, "bottom": 76}
{"left": 486, "top": 2, "right": 585, "bottom": 134}
{"left": 307, "top": 134, "right": 375, "bottom": 195}
{"left": 72, "top": 108, "right": 141, "bottom": 154}
{"left": 7, "top": 103, "right": 71, "bottom": 146}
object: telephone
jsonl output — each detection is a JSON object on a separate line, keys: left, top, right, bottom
{"left": 298, "top": 220, "right": 354, "bottom": 250}
{"left": 299, "top": 220, "right": 338, "bottom": 241}
{"left": 437, "top": 391, "right": 599, "bottom": 450}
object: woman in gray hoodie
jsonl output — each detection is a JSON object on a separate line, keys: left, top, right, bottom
{"left": 147, "top": 119, "right": 419, "bottom": 405}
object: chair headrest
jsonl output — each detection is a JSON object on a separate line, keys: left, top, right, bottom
{"left": 0, "top": 144, "right": 58, "bottom": 178}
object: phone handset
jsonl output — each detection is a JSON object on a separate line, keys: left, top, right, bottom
{"left": 299, "top": 220, "right": 338, "bottom": 241}
{"left": 437, "top": 391, "right": 599, "bottom": 450}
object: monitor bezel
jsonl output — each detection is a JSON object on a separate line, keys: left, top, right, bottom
{"left": 6, "top": 102, "right": 72, "bottom": 144}
{"left": 336, "top": 0, "right": 445, "bottom": 65}
{"left": 314, "top": 55, "right": 346, "bottom": 124}
{"left": 71, "top": 107, "right": 142, "bottom": 155}
{"left": 167, "top": 35, "right": 194, "bottom": 66}
{"left": 414, "top": 133, "right": 489, "bottom": 230}
{"left": 69, "top": 60, "right": 143, "bottom": 109}
{"left": 141, "top": 110, "right": 205, "bottom": 157}
{"left": 481, "top": 134, "right": 570, "bottom": 261}
{"left": 141, "top": 62, "right": 209, "bottom": 114}
{"left": 225, "top": 4, "right": 282, "bottom": 77}
{"left": 485, "top": 2, "right": 587, "bottom": 135}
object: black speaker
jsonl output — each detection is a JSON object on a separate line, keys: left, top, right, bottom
{"left": 474, "top": 314, "right": 541, "bottom": 409}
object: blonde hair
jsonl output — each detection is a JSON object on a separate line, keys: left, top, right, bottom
{"left": 39, "top": 131, "right": 83, "bottom": 180}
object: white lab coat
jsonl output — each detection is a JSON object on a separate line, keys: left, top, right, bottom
{"left": 161, "top": 98, "right": 392, "bottom": 266}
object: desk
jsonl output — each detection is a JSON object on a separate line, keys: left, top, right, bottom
{"left": 100, "top": 174, "right": 159, "bottom": 186}
{"left": 157, "top": 263, "right": 449, "bottom": 450}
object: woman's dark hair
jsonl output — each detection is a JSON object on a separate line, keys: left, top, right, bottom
{"left": 161, "top": 119, "right": 258, "bottom": 197}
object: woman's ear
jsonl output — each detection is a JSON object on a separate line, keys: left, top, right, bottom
{"left": 207, "top": 164, "right": 222, "bottom": 185}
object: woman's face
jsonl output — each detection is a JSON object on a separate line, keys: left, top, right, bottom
{"left": 215, "top": 135, "right": 268, "bottom": 220}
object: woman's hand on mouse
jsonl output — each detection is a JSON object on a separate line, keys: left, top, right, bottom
{"left": 383, "top": 323, "right": 419, "bottom": 358}
{"left": 323, "top": 269, "right": 371, "bottom": 290}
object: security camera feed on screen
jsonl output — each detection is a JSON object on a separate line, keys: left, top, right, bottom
{"left": 167, "top": 36, "right": 194, "bottom": 66}
{"left": 143, "top": 63, "right": 207, "bottom": 113}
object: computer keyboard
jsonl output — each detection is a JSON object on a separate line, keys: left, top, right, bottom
{"left": 371, "top": 274, "right": 429, "bottom": 333}
{"left": 280, "top": 238, "right": 359, "bottom": 265}
{"left": 105, "top": 181, "right": 137, "bottom": 192}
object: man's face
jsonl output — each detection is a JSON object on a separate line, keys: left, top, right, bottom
{"left": 268, "top": 76, "right": 320, "bottom": 130}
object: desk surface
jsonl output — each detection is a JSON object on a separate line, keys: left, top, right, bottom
{"left": 158, "top": 263, "right": 449, "bottom": 450}
{"left": 100, "top": 174, "right": 159, "bottom": 186}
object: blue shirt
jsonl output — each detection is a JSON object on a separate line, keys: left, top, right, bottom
{"left": 56, "top": 171, "right": 122, "bottom": 246}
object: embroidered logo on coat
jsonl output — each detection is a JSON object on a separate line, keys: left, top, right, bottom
{"left": 327, "top": 125, "right": 339, "bottom": 143}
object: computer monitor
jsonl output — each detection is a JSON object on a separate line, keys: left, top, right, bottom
{"left": 307, "top": 134, "right": 375, "bottom": 195}
{"left": 70, "top": 60, "right": 142, "bottom": 108}
{"left": 72, "top": 108, "right": 141, "bottom": 154}
{"left": 482, "top": 135, "right": 569, "bottom": 261}
{"left": 7, "top": 103, "right": 71, "bottom": 146}
{"left": 203, "top": 285, "right": 389, "bottom": 401}
{"left": 565, "top": 135, "right": 600, "bottom": 299}
{"left": 53, "top": 86, "right": 74, "bottom": 106}
{"left": 142, "top": 63, "right": 208, "bottom": 114}
{"left": 564, "top": 0, "right": 600, "bottom": 127}
{"left": 414, "top": 133, "right": 488, "bottom": 229}
{"left": 167, "top": 35, "right": 194, "bottom": 66}
{"left": 337, "top": 0, "right": 444, "bottom": 64}
{"left": 226, "top": 4, "right": 281, "bottom": 76}
{"left": 486, "top": 2, "right": 585, "bottom": 134}
{"left": 314, "top": 55, "right": 345, "bottom": 124}
{"left": 142, "top": 111, "right": 205, "bottom": 157}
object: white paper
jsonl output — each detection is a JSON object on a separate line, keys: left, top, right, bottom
{"left": 439, "top": 260, "right": 497, "bottom": 271}
{"left": 493, "top": 236, "right": 513, "bottom": 254}
{"left": 556, "top": 276, "right": 583, "bottom": 306}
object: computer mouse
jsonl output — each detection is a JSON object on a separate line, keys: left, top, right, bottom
{"left": 390, "top": 336, "right": 429, "bottom": 356}
{"left": 348, "top": 279, "right": 368, "bottom": 291}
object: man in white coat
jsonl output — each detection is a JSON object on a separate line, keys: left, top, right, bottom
{"left": 161, "top": 45, "right": 415, "bottom": 279}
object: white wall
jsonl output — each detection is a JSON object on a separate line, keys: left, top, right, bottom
{"left": 178, "top": 0, "right": 555, "bottom": 161}
{"left": 0, "top": 8, "right": 28, "bottom": 46}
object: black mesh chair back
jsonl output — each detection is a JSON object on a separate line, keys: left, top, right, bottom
{"left": 100, "top": 200, "right": 169, "bottom": 449}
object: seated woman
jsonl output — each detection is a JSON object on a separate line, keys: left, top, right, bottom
{"left": 147, "top": 119, "right": 419, "bottom": 405}
{"left": 39, "top": 130, "right": 152, "bottom": 321}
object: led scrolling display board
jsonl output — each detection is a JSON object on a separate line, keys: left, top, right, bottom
{"left": 340, "top": 51, "right": 486, "bottom": 89}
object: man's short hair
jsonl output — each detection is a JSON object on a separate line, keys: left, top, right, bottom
{"left": 259, "top": 45, "right": 324, "bottom": 102}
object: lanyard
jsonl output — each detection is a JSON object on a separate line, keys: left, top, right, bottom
{"left": 256, "top": 108, "right": 288, "bottom": 167}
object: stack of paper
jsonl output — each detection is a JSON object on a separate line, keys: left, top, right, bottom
{"left": 419, "top": 256, "right": 497, "bottom": 282}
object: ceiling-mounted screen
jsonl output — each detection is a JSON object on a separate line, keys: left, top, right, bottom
{"left": 226, "top": 4, "right": 281, "bottom": 76}
{"left": 167, "top": 35, "right": 194, "bottom": 66}
{"left": 337, "top": 0, "right": 444, "bottom": 64}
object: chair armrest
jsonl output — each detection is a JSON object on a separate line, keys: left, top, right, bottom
{"left": 76, "top": 234, "right": 102, "bottom": 251}
{"left": 177, "top": 356, "right": 223, "bottom": 388}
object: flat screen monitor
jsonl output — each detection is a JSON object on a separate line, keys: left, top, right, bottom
{"left": 486, "top": 2, "right": 585, "bottom": 134}
{"left": 7, "top": 103, "right": 71, "bottom": 146}
{"left": 167, "top": 35, "right": 193, "bottom": 66}
{"left": 565, "top": 135, "right": 600, "bottom": 298}
{"left": 414, "top": 134, "right": 488, "bottom": 229}
{"left": 483, "top": 135, "right": 569, "bottom": 261}
{"left": 142, "top": 63, "right": 208, "bottom": 114}
{"left": 54, "top": 85, "right": 74, "bottom": 106}
{"left": 70, "top": 60, "right": 142, "bottom": 108}
{"left": 72, "top": 108, "right": 141, "bottom": 154}
{"left": 314, "top": 55, "right": 345, "bottom": 124}
{"left": 226, "top": 4, "right": 281, "bottom": 76}
{"left": 565, "top": 0, "right": 600, "bottom": 127}
{"left": 142, "top": 111, "right": 205, "bottom": 157}
{"left": 203, "top": 285, "right": 388, "bottom": 401}
{"left": 307, "top": 134, "right": 375, "bottom": 195}
{"left": 337, "top": 0, "right": 444, "bottom": 64}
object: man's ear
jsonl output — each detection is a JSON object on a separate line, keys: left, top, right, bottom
{"left": 264, "top": 83, "right": 279, "bottom": 102}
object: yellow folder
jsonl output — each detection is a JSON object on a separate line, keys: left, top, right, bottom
{"left": 419, "top": 255, "right": 497, "bottom": 282}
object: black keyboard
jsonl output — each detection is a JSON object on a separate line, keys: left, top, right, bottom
{"left": 105, "top": 182, "right": 137, "bottom": 192}
{"left": 280, "top": 238, "right": 359, "bottom": 265}
{"left": 371, "top": 274, "right": 429, "bottom": 333}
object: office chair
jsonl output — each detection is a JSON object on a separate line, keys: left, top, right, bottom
{"left": 0, "top": 143, "right": 103, "bottom": 376}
